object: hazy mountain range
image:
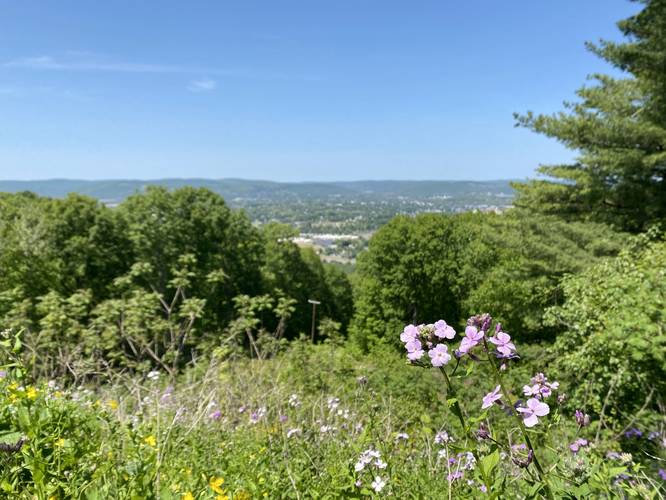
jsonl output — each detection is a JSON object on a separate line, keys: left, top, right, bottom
{"left": 0, "top": 178, "right": 515, "bottom": 205}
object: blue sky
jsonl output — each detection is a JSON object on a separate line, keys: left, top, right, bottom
{"left": 0, "top": 1, "right": 640, "bottom": 181}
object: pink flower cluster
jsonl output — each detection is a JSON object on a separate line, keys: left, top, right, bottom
{"left": 401, "top": 316, "right": 519, "bottom": 364}
{"left": 400, "top": 321, "right": 455, "bottom": 367}
{"left": 522, "top": 373, "right": 559, "bottom": 400}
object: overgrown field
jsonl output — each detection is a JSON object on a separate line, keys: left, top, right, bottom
{"left": 0, "top": 330, "right": 664, "bottom": 499}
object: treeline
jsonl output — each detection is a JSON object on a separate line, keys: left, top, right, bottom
{"left": 0, "top": 187, "right": 352, "bottom": 377}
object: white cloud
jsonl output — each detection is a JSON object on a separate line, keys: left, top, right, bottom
{"left": 4, "top": 55, "right": 196, "bottom": 74}
{"left": 3, "top": 54, "right": 322, "bottom": 81}
{"left": 188, "top": 78, "right": 217, "bottom": 92}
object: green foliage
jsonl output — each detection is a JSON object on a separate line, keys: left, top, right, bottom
{"left": 0, "top": 189, "right": 353, "bottom": 378}
{"left": 513, "top": 0, "right": 666, "bottom": 232}
{"left": 260, "top": 223, "right": 354, "bottom": 339}
{"left": 117, "top": 186, "right": 264, "bottom": 331}
{"left": 0, "top": 331, "right": 661, "bottom": 498}
{"left": 548, "top": 231, "right": 666, "bottom": 428}
{"left": 350, "top": 211, "right": 623, "bottom": 347}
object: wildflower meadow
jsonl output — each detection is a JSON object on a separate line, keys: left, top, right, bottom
{"left": 0, "top": 309, "right": 664, "bottom": 498}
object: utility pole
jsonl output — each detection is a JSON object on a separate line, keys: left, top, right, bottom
{"left": 308, "top": 299, "right": 321, "bottom": 343}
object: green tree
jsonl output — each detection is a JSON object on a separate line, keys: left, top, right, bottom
{"left": 350, "top": 212, "right": 623, "bottom": 349}
{"left": 548, "top": 231, "right": 666, "bottom": 428}
{"left": 260, "top": 223, "right": 353, "bottom": 339}
{"left": 513, "top": 0, "right": 666, "bottom": 232}
{"left": 117, "top": 186, "right": 264, "bottom": 331}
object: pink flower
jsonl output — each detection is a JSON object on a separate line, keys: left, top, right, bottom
{"left": 465, "top": 326, "right": 484, "bottom": 342}
{"left": 434, "top": 320, "right": 456, "bottom": 339}
{"left": 459, "top": 326, "right": 484, "bottom": 353}
{"left": 523, "top": 384, "right": 540, "bottom": 397}
{"left": 482, "top": 385, "right": 503, "bottom": 409}
{"left": 518, "top": 398, "right": 550, "bottom": 427}
{"left": 428, "top": 344, "right": 452, "bottom": 367}
{"left": 405, "top": 339, "right": 424, "bottom": 360}
{"left": 489, "top": 331, "right": 516, "bottom": 356}
{"left": 400, "top": 324, "right": 419, "bottom": 343}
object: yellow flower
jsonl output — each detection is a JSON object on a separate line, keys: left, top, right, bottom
{"left": 209, "top": 476, "right": 225, "bottom": 494}
{"left": 55, "top": 438, "right": 65, "bottom": 448}
{"left": 235, "top": 492, "right": 251, "bottom": 500}
{"left": 108, "top": 399, "right": 119, "bottom": 410}
{"left": 263, "top": 493, "right": 268, "bottom": 498}
{"left": 26, "top": 386, "right": 38, "bottom": 400}
{"left": 182, "top": 493, "right": 195, "bottom": 500}
{"left": 143, "top": 435, "right": 157, "bottom": 447}
{"left": 216, "top": 496, "right": 229, "bottom": 500}
{"left": 54, "top": 390, "right": 63, "bottom": 398}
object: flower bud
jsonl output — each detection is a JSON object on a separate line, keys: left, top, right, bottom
{"left": 511, "top": 449, "right": 533, "bottom": 468}
{"left": 575, "top": 409, "right": 590, "bottom": 427}
{"left": 477, "top": 423, "right": 490, "bottom": 440}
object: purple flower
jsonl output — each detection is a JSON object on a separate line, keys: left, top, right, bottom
{"left": 434, "top": 320, "right": 456, "bottom": 340}
{"left": 624, "top": 427, "right": 643, "bottom": 439}
{"left": 209, "top": 410, "right": 222, "bottom": 420}
{"left": 400, "top": 324, "right": 419, "bottom": 343}
{"left": 428, "top": 344, "right": 452, "bottom": 367}
{"left": 517, "top": 398, "right": 550, "bottom": 427}
{"left": 0, "top": 370, "right": 7, "bottom": 378}
{"left": 569, "top": 438, "right": 589, "bottom": 454}
{"left": 489, "top": 331, "right": 516, "bottom": 356}
{"left": 447, "top": 471, "right": 464, "bottom": 482}
{"left": 482, "top": 385, "right": 503, "bottom": 409}
{"left": 539, "top": 385, "right": 553, "bottom": 398}
{"left": 575, "top": 409, "right": 590, "bottom": 427}
{"left": 279, "top": 414, "right": 288, "bottom": 423}
{"left": 658, "top": 469, "right": 666, "bottom": 481}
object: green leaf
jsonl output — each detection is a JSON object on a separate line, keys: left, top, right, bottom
{"left": 479, "top": 450, "right": 500, "bottom": 478}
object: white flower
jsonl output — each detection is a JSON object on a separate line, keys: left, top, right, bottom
{"left": 286, "top": 428, "right": 301, "bottom": 438}
{"left": 288, "top": 394, "right": 301, "bottom": 408}
{"left": 434, "top": 431, "right": 451, "bottom": 444}
{"left": 147, "top": 370, "right": 160, "bottom": 381}
{"left": 371, "top": 476, "right": 386, "bottom": 493}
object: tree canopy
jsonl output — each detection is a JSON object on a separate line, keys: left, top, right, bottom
{"left": 513, "top": 0, "right": 666, "bottom": 232}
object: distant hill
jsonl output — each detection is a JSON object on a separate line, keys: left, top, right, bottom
{"left": 0, "top": 178, "right": 514, "bottom": 205}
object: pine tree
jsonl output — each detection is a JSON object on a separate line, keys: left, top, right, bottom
{"left": 513, "top": 0, "right": 666, "bottom": 232}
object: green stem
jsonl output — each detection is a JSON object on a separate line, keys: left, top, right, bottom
{"left": 482, "top": 338, "right": 554, "bottom": 499}
{"left": 438, "top": 367, "right": 492, "bottom": 492}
